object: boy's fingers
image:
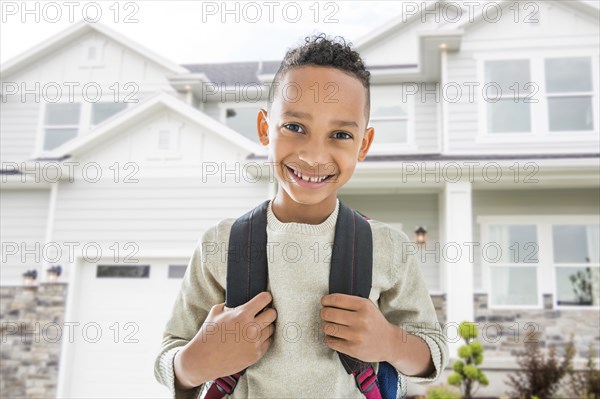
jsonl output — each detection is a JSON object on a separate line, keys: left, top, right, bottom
{"left": 256, "top": 307, "right": 277, "bottom": 326}
{"left": 211, "top": 302, "right": 226, "bottom": 314}
{"left": 245, "top": 291, "right": 272, "bottom": 316}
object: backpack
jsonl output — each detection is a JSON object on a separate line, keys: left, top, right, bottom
{"left": 202, "top": 199, "right": 406, "bottom": 399}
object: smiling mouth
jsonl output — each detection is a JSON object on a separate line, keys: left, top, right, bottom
{"left": 285, "top": 164, "right": 336, "bottom": 183}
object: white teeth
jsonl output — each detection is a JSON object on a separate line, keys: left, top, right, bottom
{"left": 288, "top": 166, "right": 329, "bottom": 183}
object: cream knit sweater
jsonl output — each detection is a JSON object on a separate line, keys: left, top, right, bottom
{"left": 154, "top": 198, "right": 448, "bottom": 398}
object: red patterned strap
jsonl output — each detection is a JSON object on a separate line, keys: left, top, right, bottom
{"left": 355, "top": 366, "right": 383, "bottom": 399}
{"left": 204, "top": 371, "right": 243, "bottom": 399}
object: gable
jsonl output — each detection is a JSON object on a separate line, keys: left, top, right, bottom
{"left": 3, "top": 29, "right": 177, "bottom": 94}
{"left": 462, "top": 0, "right": 599, "bottom": 43}
{"left": 73, "top": 107, "right": 252, "bottom": 170}
{"left": 357, "top": 10, "right": 441, "bottom": 66}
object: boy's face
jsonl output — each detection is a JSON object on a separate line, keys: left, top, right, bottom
{"left": 258, "top": 66, "right": 374, "bottom": 206}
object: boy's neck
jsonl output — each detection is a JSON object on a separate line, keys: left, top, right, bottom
{"left": 271, "top": 191, "right": 338, "bottom": 225}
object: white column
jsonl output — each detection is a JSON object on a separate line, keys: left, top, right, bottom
{"left": 440, "top": 180, "right": 474, "bottom": 356}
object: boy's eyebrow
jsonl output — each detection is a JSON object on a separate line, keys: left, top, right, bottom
{"left": 282, "top": 111, "right": 359, "bottom": 129}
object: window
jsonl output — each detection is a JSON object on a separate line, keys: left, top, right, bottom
{"left": 91, "top": 102, "right": 127, "bottom": 126}
{"left": 41, "top": 101, "right": 128, "bottom": 152}
{"left": 43, "top": 103, "right": 81, "bottom": 150}
{"left": 484, "top": 60, "right": 532, "bottom": 134}
{"left": 369, "top": 85, "right": 410, "bottom": 143}
{"left": 552, "top": 224, "right": 599, "bottom": 307}
{"left": 81, "top": 40, "right": 105, "bottom": 67}
{"left": 168, "top": 265, "right": 187, "bottom": 279}
{"left": 96, "top": 265, "right": 150, "bottom": 278}
{"left": 480, "top": 54, "right": 597, "bottom": 138}
{"left": 158, "top": 130, "right": 171, "bottom": 151}
{"left": 480, "top": 217, "right": 600, "bottom": 310}
{"left": 224, "top": 106, "right": 262, "bottom": 143}
{"left": 487, "top": 224, "right": 539, "bottom": 307}
{"left": 545, "top": 57, "right": 594, "bottom": 132}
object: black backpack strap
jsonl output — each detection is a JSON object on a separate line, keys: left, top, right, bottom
{"left": 204, "top": 200, "right": 270, "bottom": 399}
{"left": 225, "top": 199, "right": 270, "bottom": 308}
{"left": 330, "top": 201, "right": 374, "bottom": 377}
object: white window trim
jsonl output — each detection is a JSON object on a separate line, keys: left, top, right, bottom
{"left": 80, "top": 38, "right": 107, "bottom": 69}
{"left": 368, "top": 84, "right": 417, "bottom": 154}
{"left": 33, "top": 98, "right": 129, "bottom": 157}
{"left": 475, "top": 49, "right": 600, "bottom": 143}
{"left": 36, "top": 102, "right": 84, "bottom": 154}
{"left": 146, "top": 120, "right": 185, "bottom": 161}
{"left": 477, "top": 215, "right": 600, "bottom": 311}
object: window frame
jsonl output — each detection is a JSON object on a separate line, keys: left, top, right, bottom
{"left": 367, "top": 83, "right": 417, "bottom": 154}
{"left": 480, "top": 219, "right": 542, "bottom": 310}
{"left": 476, "top": 50, "right": 599, "bottom": 143}
{"left": 482, "top": 58, "right": 534, "bottom": 135}
{"left": 40, "top": 102, "right": 83, "bottom": 152}
{"left": 478, "top": 215, "right": 600, "bottom": 311}
{"left": 35, "top": 100, "right": 130, "bottom": 155}
{"left": 550, "top": 224, "right": 600, "bottom": 310}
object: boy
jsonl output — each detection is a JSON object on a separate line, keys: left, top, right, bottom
{"left": 154, "top": 34, "right": 448, "bottom": 398}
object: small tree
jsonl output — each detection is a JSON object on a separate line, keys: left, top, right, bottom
{"left": 565, "top": 339, "right": 600, "bottom": 399}
{"left": 448, "top": 321, "right": 489, "bottom": 399}
{"left": 506, "top": 334, "right": 575, "bottom": 399}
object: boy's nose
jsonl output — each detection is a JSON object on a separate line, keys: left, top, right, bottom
{"left": 297, "top": 140, "right": 329, "bottom": 169}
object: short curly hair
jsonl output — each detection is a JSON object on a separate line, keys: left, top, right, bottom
{"left": 267, "top": 33, "right": 371, "bottom": 120}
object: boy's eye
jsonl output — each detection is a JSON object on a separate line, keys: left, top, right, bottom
{"left": 284, "top": 123, "right": 304, "bottom": 133}
{"left": 333, "top": 132, "right": 353, "bottom": 140}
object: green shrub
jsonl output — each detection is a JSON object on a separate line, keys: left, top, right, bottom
{"left": 448, "top": 321, "right": 488, "bottom": 399}
{"left": 426, "top": 384, "right": 463, "bottom": 399}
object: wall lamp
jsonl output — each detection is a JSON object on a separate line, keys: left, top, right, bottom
{"left": 22, "top": 270, "right": 38, "bottom": 286}
{"left": 415, "top": 226, "right": 428, "bottom": 244}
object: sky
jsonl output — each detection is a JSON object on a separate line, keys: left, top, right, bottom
{"left": 0, "top": 1, "right": 408, "bottom": 65}
{"left": 2, "top": 0, "right": 598, "bottom": 66}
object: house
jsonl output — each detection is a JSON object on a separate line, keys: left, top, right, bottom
{"left": 1, "top": 1, "right": 598, "bottom": 397}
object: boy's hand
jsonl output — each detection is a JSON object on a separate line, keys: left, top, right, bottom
{"left": 175, "top": 291, "right": 277, "bottom": 388}
{"left": 320, "top": 293, "right": 394, "bottom": 363}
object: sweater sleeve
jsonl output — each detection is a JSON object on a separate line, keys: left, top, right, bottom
{"left": 153, "top": 223, "right": 228, "bottom": 399}
{"left": 377, "top": 226, "right": 449, "bottom": 385}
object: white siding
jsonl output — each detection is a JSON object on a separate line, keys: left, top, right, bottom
{"left": 46, "top": 105, "right": 267, "bottom": 281}
{"left": 51, "top": 177, "right": 268, "bottom": 282}
{"left": 359, "top": 14, "right": 439, "bottom": 66}
{"left": 2, "top": 30, "right": 180, "bottom": 160}
{"left": 0, "top": 189, "right": 50, "bottom": 285}
{"left": 445, "top": 1, "right": 600, "bottom": 154}
{"left": 472, "top": 188, "right": 600, "bottom": 291}
{"left": 0, "top": 99, "right": 40, "bottom": 163}
{"left": 414, "top": 84, "right": 440, "bottom": 153}
{"left": 339, "top": 193, "right": 441, "bottom": 292}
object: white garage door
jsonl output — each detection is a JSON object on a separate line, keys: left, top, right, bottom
{"left": 60, "top": 258, "right": 189, "bottom": 398}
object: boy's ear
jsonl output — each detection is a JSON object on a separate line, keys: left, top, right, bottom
{"left": 257, "top": 108, "right": 270, "bottom": 146}
{"left": 357, "top": 127, "right": 374, "bottom": 161}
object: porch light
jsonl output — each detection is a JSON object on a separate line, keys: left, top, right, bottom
{"left": 47, "top": 265, "right": 62, "bottom": 282}
{"left": 22, "top": 270, "right": 38, "bottom": 286}
{"left": 415, "top": 226, "right": 427, "bottom": 244}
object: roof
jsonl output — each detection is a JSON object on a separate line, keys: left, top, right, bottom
{"left": 0, "top": 20, "right": 189, "bottom": 77}
{"left": 247, "top": 153, "right": 600, "bottom": 162}
{"left": 44, "top": 92, "right": 265, "bottom": 159}
{"left": 181, "top": 61, "right": 281, "bottom": 85}
{"left": 181, "top": 61, "right": 420, "bottom": 86}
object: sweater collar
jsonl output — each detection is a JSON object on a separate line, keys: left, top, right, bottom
{"left": 267, "top": 198, "right": 339, "bottom": 235}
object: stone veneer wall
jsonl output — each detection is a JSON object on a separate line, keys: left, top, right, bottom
{"left": 473, "top": 293, "right": 600, "bottom": 361}
{"left": 0, "top": 283, "right": 67, "bottom": 398}
{"left": 1, "top": 289, "right": 597, "bottom": 397}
